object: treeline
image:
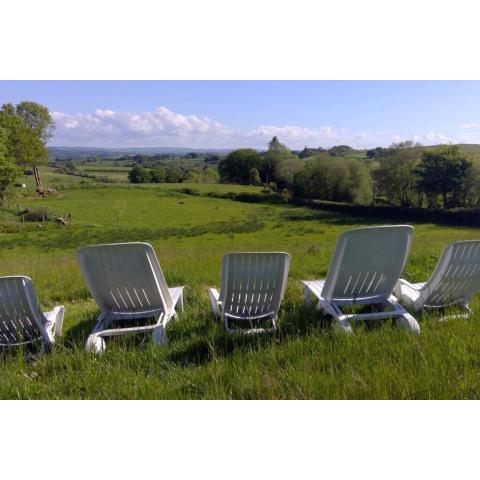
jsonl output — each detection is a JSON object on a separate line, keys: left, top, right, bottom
{"left": 128, "top": 165, "right": 219, "bottom": 184}
{"left": 371, "top": 143, "right": 480, "bottom": 208}
{"left": 216, "top": 137, "right": 480, "bottom": 209}
{"left": 217, "top": 137, "right": 373, "bottom": 204}
{"left": 118, "top": 153, "right": 221, "bottom": 168}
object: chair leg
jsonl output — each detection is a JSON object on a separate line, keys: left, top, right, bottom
{"left": 85, "top": 334, "right": 106, "bottom": 354}
{"left": 336, "top": 318, "right": 353, "bottom": 333}
{"left": 152, "top": 325, "right": 167, "bottom": 346}
{"left": 152, "top": 312, "right": 170, "bottom": 346}
{"left": 322, "top": 300, "right": 353, "bottom": 333}
{"left": 176, "top": 291, "right": 184, "bottom": 311}
{"left": 53, "top": 306, "right": 65, "bottom": 337}
{"left": 397, "top": 312, "right": 421, "bottom": 333}
{"left": 208, "top": 288, "right": 221, "bottom": 319}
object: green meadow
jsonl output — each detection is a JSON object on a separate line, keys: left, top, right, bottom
{"left": 1, "top": 181, "right": 480, "bottom": 399}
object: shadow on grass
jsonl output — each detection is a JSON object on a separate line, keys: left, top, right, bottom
{"left": 279, "top": 209, "right": 393, "bottom": 227}
{"left": 62, "top": 313, "right": 98, "bottom": 348}
{"left": 166, "top": 305, "right": 334, "bottom": 367}
{"left": 59, "top": 298, "right": 419, "bottom": 367}
{"left": 0, "top": 220, "right": 265, "bottom": 251}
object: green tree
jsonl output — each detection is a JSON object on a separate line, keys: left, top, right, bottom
{"left": 0, "top": 112, "right": 46, "bottom": 166}
{"left": 260, "top": 136, "right": 291, "bottom": 184}
{"left": 184, "top": 170, "right": 201, "bottom": 183}
{"left": 0, "top": 101, "right": 54, "bottom": 166}
{"left": 293, "top": 154, "right": 372, "bottom": 204}
{"left": 202, "top": 166, "right": 219, "bottom": 183}
{"left": 11, "top": 101, "right": 55, "bottom": 144}
{"left": 0, "top": 127, "right": 22, "bottom": 206}
{"left": 328, "top": 145, "right": 353, "bottom": 157}
{"left": 165, "top": 167, "right": 184, "bottom": 183}
{"left": 373, "top": 147, "right": 421, "bottom": 206}
{"left": 150, "top": 167, "right": 167, "bottom": 183}
{"left": 128, "top": 165, "right": 151, "bottom": 183}
{"left": 416, "top": 145, "right": 476, "bottom": 208}
{"left": 249, "top": 167, "right": 261, "bottom": 185}
{"left": 390, "top": 140, "right": 422, "bottom": 149}
{"left": 299, "top": 146, "right": 325, "bottom": 159}
{"left": 267, "top": 136, "right": 289, "bottom": 154}
{"left": 275, "top": 157, "right": 304, "bottom": 188}
{"left": 218, "top": 149, "right": 261, "bottom": 184}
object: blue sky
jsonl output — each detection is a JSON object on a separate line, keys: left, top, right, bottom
{"left": 1, "top": 81, "right": 480, "bottom": 149}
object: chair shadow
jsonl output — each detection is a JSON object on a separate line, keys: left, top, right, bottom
{"left": 166, "top": 305, "right": 334, "bottom": 367}
{"left": 62, "top": 313, "right": 98, "bottom": 348}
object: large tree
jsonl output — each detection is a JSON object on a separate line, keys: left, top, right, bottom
{"left": 373, "top": 146, "right": 422, "bottom": 206}
{"left": 416, "top": 145, "right": 477, "bottom": 208}
{"left": 260, "top": 136, "right": 291, "bottom": 184}
{"left": 293, "top": 154, "right": 372, "bottom": 204}
{"left": 0, "top": 127, "right": 22, "bottom": 206}
{"left": 10, "top": 101, "right": 55, "bottom": 144}
{"left": 128, "top": 165, "right": 151, "bottom": 184}
{"left": 218, "top": 149, "right": 261, "bottom": 184}
{"left": 0, "top": 112, "right": 46, "bottom": 167}
{"left": 0, "top": 101, "right": 54, "bottom": 167}
{"left": 328, "top": 145, "right": 353, "bottom": 157}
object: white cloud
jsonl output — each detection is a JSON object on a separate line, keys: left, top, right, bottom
{"left": 460, "top": 123, "right": 480, "bottom": 129}
{"left": 50, "top": 106, "right": 453, "bottom": 149}
{"left": 412, "top": 131, "right": 451, "bottom": 145}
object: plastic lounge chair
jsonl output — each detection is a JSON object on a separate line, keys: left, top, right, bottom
{"left": 208, "top": 252, "right": 290, "bottom": 334}
{"left": 302, "top": 225, "right": 420, "bottom": 333}
{"left": 0, "top": 276, "right": 64, "bottom": 353}
{"left": 394, "top": 240, "right": 480, "bottom": 320}
{"left": 77, "top": 242, "right": 185, "bottom": 353}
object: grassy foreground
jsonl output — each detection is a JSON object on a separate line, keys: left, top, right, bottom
{"left": 1, "top": 184, "right": 480, "bottom": 399}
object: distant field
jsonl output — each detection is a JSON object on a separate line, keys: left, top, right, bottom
{"left": 1, "top": 182, "right": 480, "bottom": 399}
{"left": 16, "top": 165, "right": 263, "bottom": 196}
{"left": 75, "top": 162, "right": 131, "bottom": 182}
{"left": 21, "top": 166, "right": 96, "bottom": 191}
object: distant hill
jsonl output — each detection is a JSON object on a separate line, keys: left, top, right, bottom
{"left": 48, "top": 146, "right": 234, "bottom": 159}
{"left": 48, "top": 143, "right": 480, "bottom": 160}
{"left": 456, "top": 144, "right": 480, "bottom": 155}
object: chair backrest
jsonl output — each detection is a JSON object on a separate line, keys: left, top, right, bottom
{"left": 421, "top": 240, "right": 480, "bottom": 307}
{"left": 220, "top": 252, "right": 290, "bottom": 319}
{"left": 322, "top": 225, "right": 414, "bottom": 301}
{"left": 76, "top": 242, "right": 173, "bottom": 314}
{"left": 0, "top": 276, "right": 47, "bottom": 347}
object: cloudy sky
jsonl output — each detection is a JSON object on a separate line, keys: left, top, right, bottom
{"left": 2, "top": 81, "right": 480, "bottom": 149}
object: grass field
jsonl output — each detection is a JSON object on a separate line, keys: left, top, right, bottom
{"left": 1, "top": 181, "right": 480, "bottom": 399}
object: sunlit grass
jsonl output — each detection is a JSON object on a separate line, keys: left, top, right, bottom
{"left": 1, "top": 184, "right": 480, "bottom": 398}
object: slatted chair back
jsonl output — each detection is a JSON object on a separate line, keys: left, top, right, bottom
{"left": 0, "top": 276, "right": 47, "bottom": 347}
{"left": 422, "top": 240, "right": 480, "bottom": 307}
{"left": 77, "top": 243, "right": 173, "bottom": 315}
{"left": 220, "top": 252, "right": 290, "bottom": 319}
{"left": 322, "top": 225, "right": 413, "bottom": 301}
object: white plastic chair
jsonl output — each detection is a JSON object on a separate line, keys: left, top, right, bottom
{"left": 77, "top": 242, "right": 185, "bottom": 353}
{"left": 0, "top": 276, "right": 64, "bottom": 353}
{"left": 208, "top": 252, "right": 290, "bottom": 334}
{"left": 394, "top": 240, "right": 480, "bottom": 319}
{"left": 302, "top": 225, "right": 420, "bottom": 333}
